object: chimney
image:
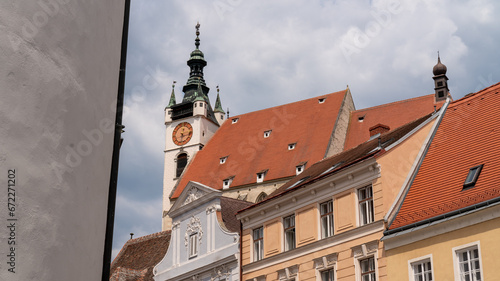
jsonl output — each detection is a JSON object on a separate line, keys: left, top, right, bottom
{"left": 369, "top": 123, "right": 390, "bottom": 137}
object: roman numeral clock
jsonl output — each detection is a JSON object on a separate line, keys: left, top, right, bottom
{"left": 172, "top": 122, "right": 193, "bottom": 146}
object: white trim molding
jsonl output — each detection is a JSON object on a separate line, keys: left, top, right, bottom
{"left": 408, "top": 254, "right": 434, "bottom": 281}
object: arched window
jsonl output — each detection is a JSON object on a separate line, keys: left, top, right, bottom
{"left": 256, "top": 192, "right": 267, "bottom": 203}
{"left": 176, "top": 153, "right": 187, "bottom": 178}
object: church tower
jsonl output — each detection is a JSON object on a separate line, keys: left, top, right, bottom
{"left": 162, "top": 23, "right": 225, "bottom": 230}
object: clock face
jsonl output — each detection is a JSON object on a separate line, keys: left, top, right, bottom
{"left": 172, "top": 122, "right": 193, "bottom": 146}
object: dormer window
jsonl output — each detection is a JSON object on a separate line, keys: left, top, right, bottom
{"left": 318, "top": 98, "right": 326, "bottom": 103}
{"left": 256, "top": 170, "right": 268, "bottom": 183}
{"left": 463, "top": 164, "right": 483, "bottom": 188}
{"left": 220, "top": 156, "right": 228, "bottom": 164}
{"left": 264, "top": 130, "right": 272, "bottom": 138}
{"left": 223, "top": 176, "right": 234, "bottom": 189}
{"left": 296, "top": 162, "right": 306, "bottom": 175}
{"left": 288, "top": 143, "right": 296, "bottom": 150}
{"left": 232, "top": 118, "right": 239, "bottom": 124}
{"left": 358, "top": 115, "right": 365, "bottom": 122}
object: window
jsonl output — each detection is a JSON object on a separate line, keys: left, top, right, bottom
{"left": 360, "top": 257, "right": 376, "bottom": 281}
{"left": 411, "top": 259, "right": 433, "bottom": 281}
{"left": 176, "top": 153, "right": 188, "bottom": 178}
{"left": 288, "top": 143, "right": 296, "bottom": 150}
{"left": 438, "top": 90, "right": 444, "bottom": 98}
{"left": 464, "top": 164, "right": 483, "bottom": 188}
{"left": 220, "top": 156, "right": 228, "bottom": 164}
{"left": 256, "top": 192, "right": 267, "bottom": 203}
{"left": 189, "top": 233, "right": 198, "bottom": 258}
{"left": 222, "top": 176, "right": 233, "bottom": 189}
{"left": 358, "top": 185, "right": 374, "bottom": 225}
{"left": 296, "top": 163, "right": 306, "bottom": 175}
{"left": 320, "top": 200, "right": 334, "bottom": 239}
{"left": 284, "top": 214, "right": 296, "bottom": 251}
{"left": 253, "top": 227, "right": 264, "bottom": 261}
{"left": 318, "top": 98, "right": 326, "bottom": 103}
{"left": 257, "top": 170, "right": 267, "bottom": 183}
{"left": 456, "top": 246, "right": 482, "bottom": 281}
{"left": 232, "top": 118, "right": 239, "bottom": 124}
{"left": 437, "top": 81, "right": 443, "bottom": 87}
{"left": 264, "top": 130, "right": 272, "bottom": 138}
{"left": 321, "top": 268, "right": 334, "bottom": 281}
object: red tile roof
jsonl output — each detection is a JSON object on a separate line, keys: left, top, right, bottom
{"left": 110, "top": 231, "right": 171, "bottom": 281}
{"left": 389, "top": 83, "right": 500, "bottom": 230}
{"left": 172, "top": 90, "right": 348, "bottom": 199}
{"left": 344, "top": 94, "right": 444, "bottom": 151}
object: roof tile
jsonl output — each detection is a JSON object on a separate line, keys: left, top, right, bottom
{"left": 389, "top": 82, "right": 500, "bottom": 230}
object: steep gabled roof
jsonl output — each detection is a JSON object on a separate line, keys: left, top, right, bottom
{"left": 219, "top": 196, "right": 253, "bottom": 232}
{"left": 172, "top": 89, "right": 348, "bottom": 199}
{"left": 344, "top": 94, "right": 444, "bottom": 151}
{"left": 388, "top": 82, "right": 500, "bottom": 231}
{"left": 246, "top": 112, "right": 434, "bottom": 207}
{"left": 110, "top": 231, "right": 171, "bottom": 281}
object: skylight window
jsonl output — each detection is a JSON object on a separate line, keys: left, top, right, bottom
{"left": 288, "top": 143, "right": 296, "bottom": 150}
{"left": 287, "top": 176, "right": 310, "bottom": 190}
{"left": 463, "top": 164, "right": 483, "bottom": 188}
{"left": 264, "top": 130, "right": 272, "bottom": 138}
{"left": 320, "top": 161, "right": 344, "bottom": 176}
{"left": 231, "top": 118, "right": 239, "bottom": 124}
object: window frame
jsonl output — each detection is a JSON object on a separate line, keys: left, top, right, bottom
{"left": 408, "top": 254, "right": 434, "bottom": 281}
{"left": 320, "top": 200, "right": 334, "bottom": 239}
{"left": 359, "top": 256, "right": 376, "bottom": 281}
{"left": 453, "top": 241, "right": 483, "bottom": 281}
{"left": 463, "top": 164, "right": 483, "bottom": 188}
{"left": 358, "top": 185, "right": 374, "bottom": 226}
{"left": 188, "top": 232, "right": 198, "bottom": 258}
{"left": 320, "top": 268, "right": 335, "bottom": 281}
{"left": 253, "top": 226, "right": 264, "bottom": 262}
{"left": 283, "top": 214, "right": 296, "bottom": 251}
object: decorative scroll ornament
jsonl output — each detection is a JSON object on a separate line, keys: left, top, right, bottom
{"left": 185, "top": 216, "right": 203, "bottom": 248}
{"left": 210, "top": 264, "right": 231, "bottom": 281}
{"left": 183, "top": 187, "right": 204, "bottom": 206}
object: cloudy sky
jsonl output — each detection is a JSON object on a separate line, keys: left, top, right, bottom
{"left": 112, "top": 0, "right": 500, "bottom": 258}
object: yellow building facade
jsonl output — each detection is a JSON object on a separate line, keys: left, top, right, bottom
{"left": 237, "top": 114, "right": 439, "bottom": 281}
{"left": 384, "top": 206, "right": 500, "bottom": 281}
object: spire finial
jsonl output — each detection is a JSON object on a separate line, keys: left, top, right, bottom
{"left": 195, "top": 22, "right": 200, "bottom": 49}
{"left": 167, "top": 81, "right": 177, "bottom": 108}
{"left": 437, "top": 51, "right": 441, "bottom": 62}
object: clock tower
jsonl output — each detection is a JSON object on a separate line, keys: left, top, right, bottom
{"left": 162, "top": 23, "right": 225, "bottom": 230}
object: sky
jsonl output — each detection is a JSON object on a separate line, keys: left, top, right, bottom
{"left": 111, "top": 0, "right": 500, "bottom": 259}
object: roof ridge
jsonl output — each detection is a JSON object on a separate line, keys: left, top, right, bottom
{"left": 353, "top": 94, "right": 435, "bottom": 113}
{"left": 449, "top": 81, "right": 500, "bottom": 107}
{"left": 228, "top": 89, "right": 347, "bottom": 118}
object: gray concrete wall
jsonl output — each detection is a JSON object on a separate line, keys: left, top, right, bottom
{"left": 0, "top": 1, "right": 125, "bottom": 280}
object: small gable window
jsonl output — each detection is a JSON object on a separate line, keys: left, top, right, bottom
{"left": 296, "top": 162, "right": 306, "bottom": 175}
{"left": 463, "top": 164, "right": 483, "bottom": 188}
{"left": 264, "top": 130, "right": 272, "bottom": 138}
{"left": 232, "top": 118, "right": 239, "bottom": 124}
{"left": 220, "top": 156, "right": 228, "bottom": 164}
{"left": 222, "top": 176, "right": 234, "bottom": 190}
{"left": 256, "top": 170, "right": 268, "bottom": 183}
{"left": 288, "top": 143, "right": 296, "bottom": 150}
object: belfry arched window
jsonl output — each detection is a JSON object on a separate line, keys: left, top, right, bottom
{"left": 176, "top": 153, "right": 188, "bottom": 178}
